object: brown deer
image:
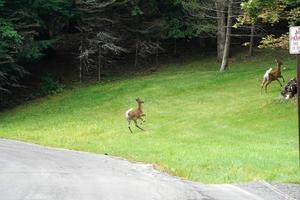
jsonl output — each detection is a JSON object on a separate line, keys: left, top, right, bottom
{"left": 261, "top": 59, "right": 285, "bottom": 93}
{"left": 125, "top": 98, "right": 146, "bottom": 133}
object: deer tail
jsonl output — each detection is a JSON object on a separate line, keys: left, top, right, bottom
{"left": 263, "top": 68, "right": 272, "bottom": 82}
{"left": 125, "top": 108, "right": 133, "bottom": 119}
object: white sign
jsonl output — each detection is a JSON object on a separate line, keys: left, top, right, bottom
{"left": 289, "top": 26, "right": 300, "bottom": 54}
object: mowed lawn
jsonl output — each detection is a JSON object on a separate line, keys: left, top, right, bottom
{"left": 0, "top": 50, "right": 299, "bottom": 183}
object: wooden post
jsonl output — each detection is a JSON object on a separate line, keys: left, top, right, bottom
{"left": 295, "top": 55, "right": 300, "bottom": 165}
{"left": 289, "top": 26, "right": 300, "bottom": 165}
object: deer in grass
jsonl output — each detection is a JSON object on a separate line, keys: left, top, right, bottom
{"left": 261, "top": 59, "right": 285, "bottom": 93}
{"left": 125, "top": 98, "right": 146, "bottom": 133}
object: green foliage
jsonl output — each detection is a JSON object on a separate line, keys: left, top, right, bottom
{"left": 0, "top": 19, "right": 25, "bottom": 91}
{"left": 0, "top": 21, "right": 22, "bottom": 44}
{"left": 242, "top": 0, "right": 278, "bottom": 20}
{"left": 241, "top": 0, "right": 300, "bottom": 49}
{"left": 36, "top": 73, "right": 64, "bottom": 96}
{"left": 287, "top": 7, "right": 300, "bottom": 25}
{"left": 127, "top": 0, "right": 216, "bottom": 39}
{"left": 0, "top": 0, "right": 75, "bottom": 93}
{"left": 165, "top": 18, "right": 187, "bottom": 38}
{"left": 19, "top": 40, "right": 54, "bottom": 62}
{"left": 131, "top": 5, "right": 144, "bottom": 16}
{"left": 31, "top": 0, "right": 75, "bottom": 17}
{"left": 180, "top": 0, "right": 216, "bottom": 37}
{"left": 286, "top": 0, "right": 300, "bottom": 6}
{"left": 242, "top": 0, "right": 300, "bottom": 24}
{"left": 0, "top": 0, "right": 4, "bottom": 7}
{"left": 259, "top": 33, "right": 289, "bottom": 49}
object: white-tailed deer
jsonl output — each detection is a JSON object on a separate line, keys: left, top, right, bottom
{"left": 281, "top": 78, "right": 297, "bottom": 100}
{"left": 261, "top": 59, "right": 285, "bottom": 93}
{"left": 125, "top": 98, "right": 146, "bottom": 133}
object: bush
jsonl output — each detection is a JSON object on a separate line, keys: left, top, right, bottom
{"left": 37, "top": 73, "right": 64, "bottom": 96}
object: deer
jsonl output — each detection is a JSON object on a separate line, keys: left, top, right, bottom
{"left": 261, "top": 59, "right": 285, "bottom": 93}
{"left": 125, "top": 98, "right": 146, "bottom": 133}
{"left": 281, "top": 78, "right": 297, "bottom": 100}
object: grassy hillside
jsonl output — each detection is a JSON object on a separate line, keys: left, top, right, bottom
{"left": 0, "top": 50, "right": 299, "bottom": 184}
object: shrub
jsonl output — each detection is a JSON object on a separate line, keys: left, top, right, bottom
{"left": 37, "top": 73, "right": 64, "bottom": 96}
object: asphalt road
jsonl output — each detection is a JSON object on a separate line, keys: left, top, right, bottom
{"left": 0, "top": 139, "right": 298, "bottom": 200}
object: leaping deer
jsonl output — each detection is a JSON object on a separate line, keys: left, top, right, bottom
{"left": 261, "top": 59, "right": 285, "bottom": 93}
{"left": 125, "top": 98, "right": 146, "bottom": 133}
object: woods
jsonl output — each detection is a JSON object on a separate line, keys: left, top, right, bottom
{"left": 0, "top": 0, "right": 299, "bottom": 109}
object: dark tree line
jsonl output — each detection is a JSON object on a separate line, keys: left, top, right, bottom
{"left": 0, "top": 0, "right": 74, "bottom": 91}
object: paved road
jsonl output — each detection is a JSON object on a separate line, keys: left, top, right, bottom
{"left": 0, "top": 139, "right": 298, "bottom": 200}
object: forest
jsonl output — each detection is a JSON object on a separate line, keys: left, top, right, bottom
{"left": 0, "top": 0, "right": 299, "bottom": 109}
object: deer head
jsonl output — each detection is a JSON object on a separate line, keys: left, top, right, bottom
{"left": 136, "top": 98, "right": 144, "bottom": 104}
{"left": 275, "top": 59, "right": 283, "bottom": 66}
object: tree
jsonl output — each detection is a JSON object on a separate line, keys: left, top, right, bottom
{"left": 0, "top": 20, "right": 25, "bottom": 92}
{"left": 241, "top": 0, "right": 300, "bottom": 49}
{"left": 248, "top": 24, "right": 255, "bottom": 56}
{"left": 76, "top": 0, "right": 131, "bottom": 81}
{"left": 0, "top": 0, "right": 74, "bottom": 92}
{"left": 182, "top": 0, "right": 226, "bottom": 58}
{"left": 77, "top": 0, "right": 188, "bottom": 81}
{"left": 215, "top": 0, "right": 226, "bottom": 60}
{"left": 220, "top": 0, "right": 233, "bottom": 72}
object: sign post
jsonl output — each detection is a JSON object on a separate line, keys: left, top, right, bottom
{"left": 289, "top": 26, "right": 300, "bottom": 164}
{"left": 298, "top": 55, "right": 300, "bottom": 165}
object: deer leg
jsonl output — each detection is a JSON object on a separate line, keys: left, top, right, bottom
{"left": 261, "top": 79, "right": 267, "bottom": 94}
{"left": 142, "top": 114, "right": 146, "bottom": 122}
{"left": 280, "top": 75, "right": 285, "bottom": 82}
{"left": 134, "top": 120, "right": 144, "bottom": 131}
{"left": 137, "top": 118, "right": 144, "bottom": 125}
{"left": 128, "top": 119, "right": 133, "bottom": 133}
{"left": 265, "top": 82, "right": 270, "bottom": 93}
{"left": 139, "top": 117, "right": 146, "bottom": 123}
{"left": 276, "top": 79, "right": 283, "bottom": 87}
{"left": 138, "top": 119, "right": 144, "bottom": 126}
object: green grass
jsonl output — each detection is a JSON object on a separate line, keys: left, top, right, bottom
{"left": 0, "top": 49, "right": 299, "bottom": 184}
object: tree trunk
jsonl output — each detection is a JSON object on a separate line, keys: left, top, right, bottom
{"left": 156, "top": 40, "right": 159, "bottom": 66}
{"left": 79, "top": 40, "right": 83, "bottom": 83}
{"left": 134, "top": 39, "right": 139, "bottom": 68}
{"left": 249, "top": 24, "right": 255, "bottom": 57}
{"left": 79, "top": 58, "right": 82, "bottom": 83}
{"left": 215, "top": 1, "right": 226, "bottom": 61}
{"left": 220, "top": 0, "right": 232, "bottom": 72}
{"left": 174, "top": 38, "right": 177, "bottom": 55}
{"left": 97, "top": 46, "right": 101, "bottom": 82}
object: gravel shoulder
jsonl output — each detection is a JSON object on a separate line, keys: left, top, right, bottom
{"left": 236, "top": 181, "right": 300, "bottom": 200}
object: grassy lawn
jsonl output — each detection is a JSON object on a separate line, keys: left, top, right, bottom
{"left": 0, "top": 50, "right": 299, "bottom": 184}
